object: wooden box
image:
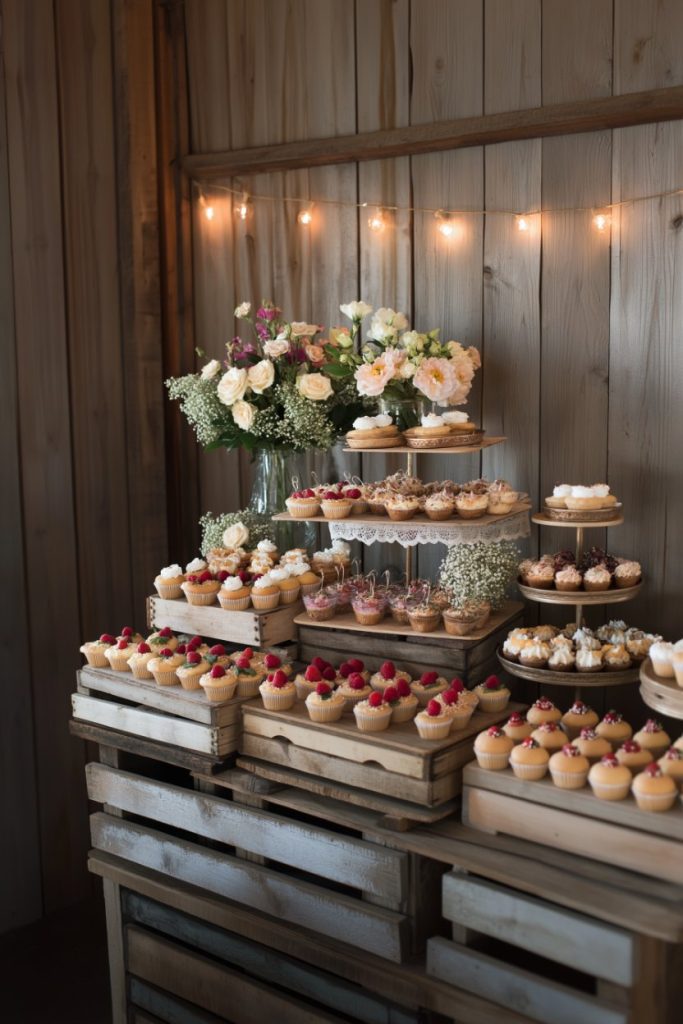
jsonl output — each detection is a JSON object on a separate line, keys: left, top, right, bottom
{"left": 462, "top": 762, "right": 683, "bottom": 885}
{"left": 148, "top": 593, "right": 301, "bottom": 646}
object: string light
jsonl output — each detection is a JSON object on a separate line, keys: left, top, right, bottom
{"left": 593, "top": 212, "right": 611, "bottom": 232}
{"left": 435, "top": 210, "right": 460, "bottom": 239}
{"left": 297, "top": 206, "right": 314, "bottom": 226}
{"left": 516, "top": 215, "right": 530, "bottom": 232}
{"left": 198, "top": 194, "right": 215, "bottom": 221}
{"left": 368, "top": 208, "right": 387, "bottom": 233}
{"left": 235, "top": 194, "right": 251, "bottom": 221}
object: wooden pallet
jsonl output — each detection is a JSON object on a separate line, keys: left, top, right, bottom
{"left": 147, "top": 593, "right": 301, "bottom": 646}
{"left": 240, "top": 700, "right": 524, "bottom": 809}
{"left": 463, "top": 762, "right": 683, "bottom": 885}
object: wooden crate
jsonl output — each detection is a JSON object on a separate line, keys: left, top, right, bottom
{"left": 462, "top": 762, "right": 683, "bottom": 885}
{"left": 86, "top": 762, "right": 413, "bottom": 962}
{"left": 148, "top": 593, "right": 301, "bottom": 646}
{"left": 240, "top": 700, "right": 524, "bottom": 813}
{"left": 297, "top": 600, "right": 524, "bottom": 688}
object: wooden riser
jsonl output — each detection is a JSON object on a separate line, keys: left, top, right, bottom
{"left": 148, "top": 594, "right": 301, "bottom": 646}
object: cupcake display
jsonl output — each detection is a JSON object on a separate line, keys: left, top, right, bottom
{"left": 500, "top": 621, "right": 658, "bottom": 675}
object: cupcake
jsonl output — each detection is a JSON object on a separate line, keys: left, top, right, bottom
{"left": 259, "top": 670, "right": 297, "bottom": 711}
{"left": 407, "top": 601, "right": 441, "bottom": 634}
{"left": 354, "top": 691, "right": 392, "bottom": 732}
{"left": 410, "top": 670, "right": 448, "bottom": 705}
{"left": 487, "top": 479, "right": 518, "bottom": 515}
{"left": 250, "top": 573, "right": 281, "bottom": 611}
{"left": 547, "top": 646, "right": 575, "bottom": 672}
{"left": 154, "top": 563, "right": 185, "bottom": 599}
{"left": 503, "top": 711, "right": 533, "bottom": 742}
{"left": 424, "top": 491, "right": 455, "bottom": 521}
{"left": 554, "top": 566, "right": 582, "bottom": 592}
{"left": 518, "top": 641, "right": 550, "bottom": 669}
{"left": 229, "top": 645, "right": 264, "bottom": 667}
{"left": 351, "top": 592, "right": 388, "bottom": 626}
{"left": 442, "top": 604, "right": 481, "bottom": 637}
{"left": 633, "top": 719, "right": 671, "bottom": 760}
{"left": 588, "top": 753, "right": 632, "bottom": 801}
{"left": 561, "top": 701, "right": 599, "bottom": 741}
{"left": 415, "top": 699, "right": 452, "bottom": 741}
{"left": 254, "top": 538, "right": 278, "bottom": 562}
{"left": 658, "top": 748, "right": 683, "bottom": 790}
{"left": 673, "top": 651, "right": 683, "bottom": 688}
{"left": 518, "top": 559, "right": 534, "bottom": 585}
{"left": 289, "top": 563, "right": 320, "bottom": 596}
{"left": 614, "top": 561, "right": 641, "bottom": 589}
{"left": 595, "top": 710, "right": 632, "bottom": 749}
{"left": 383, "top": 683, "right": 418, "bottom": 724}
{"left": 105, "top": 639, "right": 136, "bottom": 673}
{"left": 583, "top": 566, "right": 612, "bottom": 592}
{"left": 474, "top": 725, "right": 514, "bottom": 770}
{"left": 435, "top": 688, "right": 473, "bottom": 730}
{"left": 302, "top": 589, "right": 338, "bottom": 621}
{"left": 148, "top": 648, "right": 184, "bottom": 687}
{"left": 385, "top": 494, "right": 420, "bottom": 522}
{"left": 336, "top": 671, "right": 373, "bottom": 710}
{"left": 181, "top": 570, "right": 221, "bottom": 606}
{"left": 285, "top": 487, "right": 320, "bottom": 518}
{"left": 603, "top": 644, "right": 632, "bottom": 671}
{"left": 185, "top": 556, "right": 208, "bottom": 575}
{"left": 455, "top": 491, "right": 489, "bottom": 519}
{"left": 128, "top": 642, "right": 155, "bottom": 680}
{"left": 615, "top": 740, "right": 652, "bottom": 775}
{"left": 576, "top": 647, "right": 604, "bottom": 673}
{"left": 217, "top": 575, "right": 252, "bottom": 611}
{"left": 632, "top": 763, "right": 678, "bottom": 812}
{"left": 146, "top": 626, "right": 178, "bottom": 652}
{"left": 501, "top": 631, "right": 532, "bottom": 662}
{"left": 549, "top": 743, "right": 590, "bottom": 790}
{"left": 473, "top": 675, "right": 510, "bottom": 713}
{"left": 527, "top": 697, "right": 562, "bottom": 727}
{"left": 526, "top": 561, "right": 556, "bottom": 590}
{"left": 177, "top": 650, "right": 210, "bottom": 691}
{"left": 371, "top": 660, "right": 412, "bottom": 692}
{"left": 276, "top": 568, "right": 302, "bottom": 605}
{"left": 510, "top": 737, "right": 550, "bottom": 781}
{"left": 205, "top": 643, "right": 232, "bottom": 668}
{"left": 336, "top": 658, "right": 370, "bottom": 685}
{"left": 531, "top": 721, "right": 566, "bottom": 753}
{"left": 649, "top": 642, "right": 675, "bottom": 678}
{"left": 80, "top": 633, "right": 116, "bottom": 669}
{"left": 320, "top": 491, "right": 353, "bottom": 520}
{"left": 199, "top": 664, "right": 238, "bottom": 702}
{"left": 574, "top": 728, "right": 612, "bottom": 763}
{"left": 231, "top": 654, "right": 267, "bottom": 698}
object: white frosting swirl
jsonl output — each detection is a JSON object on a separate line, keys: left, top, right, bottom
{"left": 552, "top": 484, "right": 573, "bottom": 497}
{"left": 591, "top": 483, "right": 610, "bottom": 497}
{"left": 160, "top": 563, "right": 183, "bottom": 579}
{"left": 287, "top": 562, "right": 310, "bottom": 577}
{"left": 221, "top": 576, "right": 245, "bottom": 593}
{"left": 571, "top": 485, "right": 595, "bottom": 498}
{"left": 353, "top": 416, "right": 378, "bottom": 430}
{"left": 186, "top": 557, "right": 207, "bottom": 573}
{"left": 257, "top": 539, "right": 277, "bottom": 553}
{"left": 421, "top": 413, "right": 445, "bottom": 428}
{"left": 442, "top": 410, "right": 468, "bottom": 424}
{"left": 374, "top": 414, "right": 393, "bottom": 427}
{"left": 252, "top": 573, "right": 274, "bottom": 591}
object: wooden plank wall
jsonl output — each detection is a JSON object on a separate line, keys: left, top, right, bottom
{"left": 0, "top": 0, "right": 167, "bottom": 931}
{"left": 185, "top": 0, "right": 683, "bottom": 641}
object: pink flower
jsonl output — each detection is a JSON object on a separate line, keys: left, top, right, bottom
{"left": 354, "top": 356, "right": 395, "bottom": 397}
{"left": 467, "top": 346, "right": 481, "bottom": 370}
{"left": 383, "top": 348, "right": 407, "bottom": 378}
{"left": 413, "top": 357, "right": 457, "bottom": 403}
{"left": 305, "top": 344, "right": 325, "bottom": 365}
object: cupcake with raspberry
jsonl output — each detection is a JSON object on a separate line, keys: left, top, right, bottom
{"left": 473, "top": 675, "right": 510, "bottom": 713}
{"left": 438, "top": 688, "right": 474, "bottom": 730}
{"left": 336, "top": 671, "right": 373, "bottom": 710}
{"left": 527, "top": 696, "right": 562, "bottom": 727}
{"left": 229, "top": 646, "right": 264, "bottom": 668}
{"left": 80, "top": 633, "right": 116, "bottom": 668}
{"left": 342, "top": 484, "right": 368, "bottom": 515}
{"left": 574, "top": 727, "right": 612, "bottom": 763}
{"left": 148, "top": 647, "right": 184, "bottom": 687}
{"left": 510, "top": 737, "right": 550, "bottom": 781}
{"left": 177, "top": 649, "right": 210, "bottom": 691}
{"left": 595, "top": 709, "right": 632, "bottom": 750}
{"left": 382, "top": 683, "right": 417, "bottom": 724}
{"left": 415, "top": 699, "right": 452, "bottom": 741}
{"left": 336, "top": 658, "right": 370, "bottom": 686}
{"left": 474, "top": 725, "right": 514, "bottom": 769}
{"left": 549, "top": 743, "right": 590, "bottom": 790}
{"left": 181, "top": 570, "right": 221, "bottom": 606}
{"left": 588, "top": 752, "right": 632, "bottom": 801}
{"left": 146, "top": 626, "right": 178, "bottom": 652}
{"left": 409, "top": 670, "right": 448, "bottom": 705}
{"left": 353, "top": 690, "right": 392, "bottom": 732}
{"left": 128, "top": 642, "right": 155, "bottom": 680}
{"left": 199, "top": 663, "right": 238, "bottom": 702}
{"left": 561, "top": 700, "right": 599, "bottom": 741}
{"left": 250, "top": 573, "right": 281, "bottom": 611}
{"left": 657, "top": 747, "right": 683, "bottom": 790}
{"left": 231, "top": 654, "right": 266, "bottom": 698}
{"left": 218, "top": 574, "right": 252, "bottom": 611}
{"left": 305, "top": 681, "right": 345, "bottom": 723}
{"left": 615, "top": 739, "right": 652, "bottom": 775}
{"left": 262, "top": 652, "right": 293, "bottom": 678}
{"left": 531, "top": 721, "right": 567, "bottom": 753}
{"left": 259, "top": 669, "right": 297, "bottom": 711}
{"left": 294, "top": 662, "right": 336, "bottom": 700}
{"left": 320, "top": 490, "right": 353, "bottom": 520}
{"left": 370, "top": 660, "right": 412, "bottom": 693}
{"left": 117, "top": 625, "right": 144, "bottom": 646}
{"left": 633, "top": 719, "right": 671, "bottom": 760}
{"left": 204, "top": 643, "right": 232, "bottom": 668}
{"left": 503, "top": 711, "right": 533, "bottom": 742}
{"left": 154, "top": 563, "right": 185, "bottom": 600}
{"left": 105, "top": 638, "right": 137, "bottom": 673}
{"left": 632, "top": 762, "right": 678, "bottom": 812}
{"left": 285, "top": 487, "right": 321, "bottom": 519}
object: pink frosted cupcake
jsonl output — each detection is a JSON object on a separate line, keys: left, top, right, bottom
{"left": 259, "top": 670, "right": 297, "bottom": 711}
{"left": 305, "top": 682, "right": 345, "bottom": 723}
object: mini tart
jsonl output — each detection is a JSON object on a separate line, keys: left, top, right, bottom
{"left": 503, "top": 712, "right": 533, "bottom": 742}
{"left": 531, "top": 722, "right": 566, "bottom": 752}
{"left": 588, "top": 755, "right": 632, "bottom": 801}
{"left": 547, "top": 647, "right": 575, "bottom": 672}
{"left": 615, "top": 740, "right": 652, "bottom": 775}
{"left": 474, "top": 727, "right": 514, "bottom": 770}
{"left": 527, "top": 697, "right": 562, "bottom": 727}
{"left": 105, "top": 642, "right": 137, "bottom": 672}
{"left": 631, "top": 764, "right": 678, "bottom": 812}
{"left": 658, "top": 748, "right": 683, "bottom": 790}
{"left": 353, "top": 698, "right": 392, "bottom": 733}
{"left": 561, "top": 701, "right": 599, "bottom": 741}
{"left": 549, "top": 744, "right": 590, "bottom": 790}
{"left": 518, "top": 640, "right": 551, "bottom": 669}
{"left": 259, "top": 677, "right": 297, "bottom": 711}
{"left": 633, "top": 720, "right": 671, "bottom": 759}
{"left": 575, "top": 647, "right": 604, "bottom": 673}
{"left": 181, "top": 578, "right": 221, "bottom": 606}
{"left": 409, "top": 676, "right": 448, "bottom": 705}
{"left": 148, "top": 651, "right": 184, "bottom": 687}
{"left": 574, "top": 728, "right": 612, "bottom": 763}
{"left": 509, "top": 738, "right": 549, "bottom": 781}
{"left": 595, "top": 711, "right": 632, "bottom": 749}
{"left": 473, "top": 679, "right": 510, "bottom": 713}
{"left": 424, "top": 492, "right": 455, "bottom": 520}
{"left": 199, "top": 670, "right": 238, "bottom": 702}
{"left": 603, "top": 643, "right": 632, "bottom": 671}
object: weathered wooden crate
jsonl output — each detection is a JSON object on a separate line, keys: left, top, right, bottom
{"left": 148, "top": 593, "right": 301, "bottom": 646}
{"left": 86, "top": 762, "right": 415, "bottom": 962}
{"left": 297, "top": 600, "right": 524, "bottom": 687}
{"left": 462, "top": 762, "right": 683, "bottom": 885}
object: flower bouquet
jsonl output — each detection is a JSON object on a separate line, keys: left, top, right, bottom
{"left": 166, "top": 301, "right": 366, "bottom": 454}
{"left": 325, "top": 301, "right": 481, "bottom": 429}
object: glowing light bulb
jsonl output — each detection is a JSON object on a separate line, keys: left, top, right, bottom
{"left": 297, "top": 208, "right": 313, "bottom": 226}
{"left": 435, "top": 210, "right": 458, "bottom": 239}
{"left": 204, "top": 205, "right": 215, "bottom": 221}
{"left": 368, "top": 209, "right": 386, "bottom": 233}
{"left": 235, "top": 195, "right": 251, "bottom": 221}
{"left": 438, "top": 219, "right": 456, "bottom": 238}
{"left": 516, "top": 215, "right": 530, "bottom": 232}
{"left": 593, "top": 212, "right": 610, "bottom": 232}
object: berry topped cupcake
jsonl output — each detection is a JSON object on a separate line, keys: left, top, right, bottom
{"left": 383, "top": 683, "right": 418, "bottom": 724}
{"left": 615, "top": 739, "right": 651, "bottom": 774}
{"left": 231, "top": 655, "right": 266, "bottom": 698}
{"left": 631, "top": 762, "right": 678, "bottom": 812}
{"left": 336, "top": 671, "right": 373, "bottom": 709}
{"left": 117, "top": 625, "right": 144, "bottom": 646}
{"left": 370, "top": 661, "right": 412, "bottom": 693}
{"left": 473, "top": 675, "right": 510, "bottom": 713}
{"left": 129, "top": 642, "right": 155, "bottom": 680}
{"left": 354, "top": 691, "right": 392, "bottom": 732}
{"left": 595, "top": 709, "right": 632, "bottom": 749}
{"left": 305, "top": 682, "right": 345, "bottom": 723}
{"left": 415, "top": 699, "right": 452, "bottom": 741}
{"left": 148, "top": 647, "right": 184, "bottom": 687}
{"left": 574, "top": 727, "right": 612, "bottom": 763}
{"left": 286, "top": 487, "right": 321, "bottom": 519}
{"left": 146, "top": 626, "right": 178, "bottom": 652}
{"left": 105, "top": 638, "right": 137, "bottom": 673}
{"left": 549, "top": 743, "right": 590, "bottom": 790}
{"left": 181, "top": 570, "right": 221, "bottom": 606}
{"left": 199, "top": 663, "right": 238, "bottom": 702}
{"left": 531, "top": 721, "right": 566, "bottom": 752}
{"left": 510, "top": 737, "right": 549, "bottom": 781}
{"left": 336, "top": 658, "right": 370, "bottom": 685}
{"left": 561, "top": 700, "right": 599, "bottom": 740}
{"left": 262, "top": 652, "right": 293, "bottom": 678}
{"left": 204, "top": 644, "right": 231, "bottom": 668}
{"left": 527, "top": 696, "right": 562, "bottom": 727}
{"left": 588, "top": 753, "right": 632, "bottom": 801}
{"left": 80, "top": 633, "right": 116, "bottom": 668}
{"left": 294, "top": 662, "right": 336, "bottom": 700}
{"left": 633, "top": 719, "right": 671, "bottom": 760}
{"left": 177, "top": 650, "right": 210, "bottom": 691}
{"left": 503, "top": 711, "right": 533, "bottom": 742}
{"left": 474, "top": 725, "right": 514, "bottom": 769}
{"left": 259, "top": 669, "right": 297, "bottom": 711}
{"left": 409, "top": 670, "right": 448, "bottom": 705}
{"left": 657, "top": 747, "right": 683, "bottom": 790}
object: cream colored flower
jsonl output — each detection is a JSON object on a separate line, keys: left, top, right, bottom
{"left": 247, "top": 359, "right": 275, "bottom": 394}
{"left": 297, "top": 373, "right": 333, "bottom": 401}
{"left": 234, "top": 302, "right": 251, "bottom": 318}
{"left": 232, "top": 399, "right": 257, "bottom": 430}
{"left": 290, "top": 321, "right": 321, "bottom": 338}
{"left": 304, "top": 344, "right": 325, "bottom": 365}
{"left": 400, "top": 359, "right": 416, "bottom": 378}
{"left": 200, "top": 358, "right": 221, "bottom": 380}
{"left": 413, "top": 357, "right": 457, "bottom": 403}
{"left": 447, "top": 340, "right": 467, "bottom": 359}
{"left": 263, "top": 337, "right": 290, "bottom": 358}
{"left": 217, "top": 367, "right": 248, "bottom": 406}
{"left": 354, "top": 356, "right": 394, "bottom": 397}
{"left": 340, "top": 300, "right": 372, "bottom": 321}
{"left": 223, "top": 522, "right": 249, "bottom": 548}
{"left": 367, "top": 307, "right": 409, "bottom": 343}
{"left": 467, "top": 345, "right": 481, "bottom": 369}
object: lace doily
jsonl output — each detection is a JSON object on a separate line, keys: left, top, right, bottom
{"left": 329, "top": 510, "right": 530, "bottom": 548}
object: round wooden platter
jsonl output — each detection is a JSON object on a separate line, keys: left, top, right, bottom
{"left": 532, "top": 509, "right": 624, "bottom": 528}
{"left": 497, "top": 649, "right": 640, "bottom": 688}
{"left": 639, "top": 658, "right": 683, "bottom": 720}
{"left": 404, "top": 430, "right": 485, "bottom": 450}
{"left": 517, "top": 581, "right": 642, "bottom": 605}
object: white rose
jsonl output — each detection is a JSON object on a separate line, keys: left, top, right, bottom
{"left": 263, "top": 338, "right": 290, "bottom": 358}
{"left": 247, "top": 359, "right": 275, "bottom": 393}
{"left": 400, "top": 360, "right": 416, "bottom": 378}
{"left": 217, "top": 367, "right": 248, "bottom": 406}
{"left": 223, "top": 522, "right": 249, "bottom": 548}
{"left": 232, "top": 399, "right": 257, "bottom": 430}
{"left": 234, "top": 302, "right": 251, "bottom": 318}
{"left": 290, "top": 321, "right": 321, "bottom": 337}
{"left": 297, "top": 373, "right": 333, "bottom": 401}
{"left": 340, "top": 300, "right": 372, "bottom": 321}
{"left": 367, "top": 307, "right": 409, "bottom": 342}
{"left": 200, "top": 358, "right": 221, "bottom": 380}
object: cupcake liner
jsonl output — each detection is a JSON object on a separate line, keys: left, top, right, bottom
{"left": 386, "top": 507, "right": 417, "bottom": 521}
{"left": 350, "top": 500, "right": 369, "bottom": 515}
{"left": 555, "top": 581, "right": 581, "bottom": 592}
{"left": 590, "top": 780, "right": 631, "bottom": 801}
{"left": 416, "top": 719, "right": 451, "bottom": 741}
{"left": 251, "top": 592, "right": 281, "bottom": 611}
{"left": 475, "top": 750, "right": 510, "bottom": 770}
{"left": 178, "top": 671, "right": 203, "bottom": 691}
{"left": 449, "top": 706, "right": 475, "bottom": 731}
{"left": 81, "top": 647, "right": 109, "bottom": 668}
{"left": 615, "top": 575, "right": 639, "bottom": 589}
{"left": 294, "top": 679, "right": 316, "bottom": 701}
{"left": 425, "top": 507, "right": 454, "bottom": 521}
{"left": 354, "top": 709, "right": 391, "bottom": 732}
{"left": 510, "top": 761, "right": 549, "bottom": 781}
{"left": 477, "top": 691, "right": 510, "bottom": 713}
{"left": 106, "top": 653, "right": 133, "bottom": 673}
{"left": 367, "top": 501, "right": 386, "bottom": 515}
{"left": 455, "top": 506, "right": 486, "bottom": 519}
{"left": 390, "top": 702, "right": 418, "bottom": 724}
{"left": 152, "top": 668, "right": 179, "bottom": 687}
{"left": 443, "top": 617, "right": 477, "bottom": 637}
{"left": 130, "top": 661, "right": 154, "bottom": 681}
{"left": 488, "top": 501, "right": 515, "bottom": 515}
{"left": 353, "top": 611, "right": 385, "bottom": 626}
{"left": 155, "top": 581, "right": 184, "bottom": 600}
{"left": 286, "top": 500, "right": 320, "bottom": 519}
{"left": 583, "top": 581, "right": 611, "bottom": 592}
{"left": 321, "top": 501, "right": 353, "bottom": 520}
{"left": 260, "top": 688, "right": 297, "bottom": 711}
{"left": 185, "top": 590, "right": 219, "bottom": 606}
{"left": 279, "top": 586, "right": 302, "bottom": 605}
{"left": 633, "top": 790, "right": 677, "bottom": 812}
{"left": 550, "top": 769, "right": 588, "bottom": 790}
{"left": 338, "top": 691, "right": 367, "bottom": 711}
{"left": 218, "top": 594, "right": 252, "bottom": 611}
{"left": 306, "top": 700, "right": 345, "bottom": 723}
{"left": 408, "top": 615, "right": 440, "bottom": 633}
{"left": 236, "top": 675, "right": 263, "bottom": 698}
{"left": 201, "top": 680, "right": 238, "bottom": 702}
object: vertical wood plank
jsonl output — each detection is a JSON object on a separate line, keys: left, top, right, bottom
{"left": 613, "top": 0, "right": 683, "bottom": 95}
{"left": 0, "top": 16, "right": 42, "bottom": 932}
{"left": 112, "top": 0, "right": 169, "bottom": 608}
{"left": 3, "top": 0, "right": 90, "bottom": 912}
{"left": 102, "top": 878, "right": 127, "bottom": 1024}
{"left": 410, "top": 0, "right": 484, "bottom": 581}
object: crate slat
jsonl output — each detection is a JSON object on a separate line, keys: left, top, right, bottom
{"left": 148, "top": 595, "right": 300, "bottom": 646}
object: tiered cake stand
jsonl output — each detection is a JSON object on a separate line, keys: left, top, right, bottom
{"left": 498, "top": 506, "right": 641, "bottom": 700}
{"left": 639, "top": 658, "right": 683, "bottom": 720}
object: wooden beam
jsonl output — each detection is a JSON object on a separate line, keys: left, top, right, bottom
{"left": 184, "top": 84, "right": 683, "bottom": 179}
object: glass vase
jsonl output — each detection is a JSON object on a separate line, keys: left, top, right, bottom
{"left": 378, "top": 394, "right": 430, "bottom": 431}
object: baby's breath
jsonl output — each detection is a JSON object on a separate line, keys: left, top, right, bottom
{"left": 438, "top": 540, "right": 519, "bottom": 608}
{"left": 199, "top": 509, "right": 274, "bottom": 556}
{"left": 166, "top": 375, "right": 224, "bottom": 446}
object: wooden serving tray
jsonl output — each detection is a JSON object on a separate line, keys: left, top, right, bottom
{"left": 273, "top": 500, "right": 531, "bottom": 529}
{"left": 541, "top": 503, "right": 623, "bottom": 523}
{"left": 517, "top": 581, "right": 642, "bottom": 605}
{"left": 498, "top": 649, "right": 640, "bottom": 688}
{"left": 147, "top": 594, "right": 301, "bottom": 646}
{"left": 463, "top": 762, "right": 683, "bottom": 885}
{"left": 639, "top": 657, "right": 683, "bottom": 720}
{"left": 342, "top": 436, "right": 506, "bottom": 455}
{"left": 532, "top": 511, "right": 624, "bottom": 528}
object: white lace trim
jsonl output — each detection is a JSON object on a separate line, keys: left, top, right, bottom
{"left": 328, "top": 511, "right": 530, "bottom": 548}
